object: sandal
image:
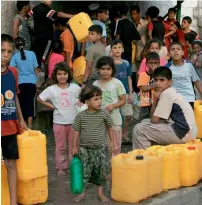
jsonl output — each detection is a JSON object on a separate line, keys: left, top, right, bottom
{"left": 122, "top": 139, "right": 132, "bottom": 145}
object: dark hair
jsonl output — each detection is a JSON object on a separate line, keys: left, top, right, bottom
{"left": 146, "top": 52, "right": 160, "bottom": 62}
{"left": 52, "top": 40, "right": 63, "bottom": 54}
{"left": 15, "top": 37, "right": 26, "bottom": 60}
{"left": 185, "top": 33, "right": 197, "bottom": 44}
{"left": 169, "top": 41, "right": 183, "bottom": 51}
{"left": 79, "top": 86, "right": 102, "bottom": 103}
{"left": 130, "top": 5, "right": 140, "bottom": 13}
{"left": 157, "top": 16, "right": 164, "bottom": 21}
{"left": 96, "top": 56, "right": 116, "bottom": 77}
{"left": 119, "top": 4, "right": 129, "bottom": 16}
{"left": 96, "top": 6, "right": 109, "bottom": 15}
{"left": 88, "top": 25, "right": 103, "bottom": 35}
{"left": 154, "top": 66, "right": 172, "bottom": 80}
{"left": 182, "top": 16, "right": 192, "bottom": 24}
{"left": 16, "top": 1, "right": 30, "bottom": 11}
{"left": 111, "top": 39, "right": 124, "bottom": 48}
{"left": 146, "top": 6, "right": 159, "bottom": 19}
{"left": 192, "top": 40, "right": 202, "bottom": 48}
{"left": 168, "top": 7, "right": 176, "bottom": 14}
{"left": 1, "top": 34, "right": 14, "bottom": 45}
{"left": 54, "top": 18, "right": 68, "bottom": 27}
{"left": 110, "top": 8, "right": 120, "bottom": 19}
{"left": 51, "top": 62, "right": 73, "bottom": 84}
{"left": 147, "top": 39, "right": 162, "bottom": 49}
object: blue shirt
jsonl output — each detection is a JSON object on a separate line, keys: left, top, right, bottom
{"left": 115, "top": 60, "right": 132, "bottom": 94}
{"left": 10, "top": 50, "right": 38, "bottom": 84}
{"left": 166, "top": 60, "right": 200, "bottom": 102}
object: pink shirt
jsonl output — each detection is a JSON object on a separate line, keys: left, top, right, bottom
{"left": 138, "top": 57, "right": 167, "bottom": 75}
{"left": 48, "top": 53, "right": 65, "bottom": 78}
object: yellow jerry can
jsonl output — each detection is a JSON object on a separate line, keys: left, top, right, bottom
{"left": 194, "top": 101, "right": 202, "bottom": 139}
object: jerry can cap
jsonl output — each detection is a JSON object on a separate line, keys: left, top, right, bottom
{"left": 136, "top": 155, "right": 144, "bottom": 160}
{"left": 187, "top": 146, "right": 196, "bottom": 150}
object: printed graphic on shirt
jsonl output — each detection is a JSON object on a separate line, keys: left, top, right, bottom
{"left": 60, "top": 92, "right": 70, "bottom": 108}
{"left": 102, "top": 91, "right": 113, "bottom": 104}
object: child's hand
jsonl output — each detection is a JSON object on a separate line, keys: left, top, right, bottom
{"left": 49, "top": 104, "right": 56, "bottom": 110}
{"left": 19, "top": 119, "right": 28, "bottom": 132}
{"left": 72, "top": 147, "right": 78, "bottom": 156}
{"left": 76, "top": 100, "right": 83, "bottom": 107}
{"left": 105, "top": 104, "right": 114, "bottom": 112}
{"left": 128, "top": 95, "right": 132, "bottom": 104}
{"left": 153, "top": 92, "right": 161, "bottom": 103}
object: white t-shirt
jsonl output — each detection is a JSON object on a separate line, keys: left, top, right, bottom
{"left": 93, "top": 78, "right": 126, "bottom": 126}
{"left": 39, "top": 83, "right": 81, "bottom": 124}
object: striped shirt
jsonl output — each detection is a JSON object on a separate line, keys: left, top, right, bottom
{"left": 72, "top": 109, "right": 113, "bottom": 147}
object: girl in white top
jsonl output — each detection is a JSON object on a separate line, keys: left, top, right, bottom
{"left": 38, "top": 62, "right": 81, "bottom": 176}
{"left": 93, "top": 56, "right": 126, "bottom": 156}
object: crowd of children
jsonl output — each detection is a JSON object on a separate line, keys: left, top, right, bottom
{"left": 1, "top": 1, "right": 202, "bottom": 204}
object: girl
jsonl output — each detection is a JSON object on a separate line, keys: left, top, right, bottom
{"left": 72, "top": 86, "right": 114, "bottom": 202}
{"left": 10, "top": 37, "right": 39, "bottom": 129}
{"left": 48, "top": 40, "right": 64, "bottom": 79}
{"left": 93, "top": 56, "right": 126, "bottom": 156}
{"left": 190, "top": 40, "right": 202, "bottom": 100}
{"left": 138, "top": 39, "right": 167, "bottom": 75}
{"left": 37, "top": 62, "right": 81, "bottom": 176}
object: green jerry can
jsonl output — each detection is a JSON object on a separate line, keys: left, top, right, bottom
{"left": 70, "top": 155, "right": 84, "bottom": 194}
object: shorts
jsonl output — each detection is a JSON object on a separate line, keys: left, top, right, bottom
{"left": 79, "top": 146, "right": 110, "bottom": 186}
{"left": 1, "top": 134, "right": 19, "bottom": 160}
{"left": 121, "top": 95, "right": 133, "bottom": 117}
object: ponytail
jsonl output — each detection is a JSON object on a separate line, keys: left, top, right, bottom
{"left": 14, "top": 37, "right": 26, "bottom": 60}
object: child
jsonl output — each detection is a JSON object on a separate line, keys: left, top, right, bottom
{"left": 165, "top": 7, "right": 178, "bottom": 26}
{"left": 48, "top": 40, "right": 65, "bottom": 79}
{"left": 82, "top": 25, "right": 106, "bottom": 87}
{"left": 166, "top": 42, "right": 202, "bottom": 108}
{"left": 1, "top": 34, "right": 27, "bottom": 205}
{"left": 137, "top": 52, "right": 160, "bottom": 110}
{"left": 10, "top": 37, "right": 39, "bottom": 129}
{"left": 93, "top": 56, "right": 126, "bottom": 155}
{"left": 138, "top": 39, "right": 167, "bottom": 75}
{"left": 133, "top": 66, "right": 197, "bottom": 149}
{"left": 13, "top": 1, "right": 31, "bottom": 50}
{"left": 111, "top": 40, "right": 133, "bottom": 145}
{"left": 185, "top": 32, "right": 197, "bottom": 59}
{"left": 72, "top": 86, "right": 114, "bottom": 202}
{"left": 190, "top": 40, "right": 202, "bottom": 100}
{"left": 37, "top": 62, "right": 81, "bottom": 176}
{"left": 54, "top": 18, "right": 74, "bottom": 69}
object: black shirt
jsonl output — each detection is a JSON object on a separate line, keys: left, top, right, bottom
{"left": 116, "top": 19, "right": 141, "bottom": 61}
{"left": 151, "top": 21, "right": 165, "bottom": 42}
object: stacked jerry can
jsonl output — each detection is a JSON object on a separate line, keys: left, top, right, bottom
{"left": 17, "top": 130, "right": 48, "bottom": 205}
{"left": 194, "top": 100, "right": 202, "bottom": 139}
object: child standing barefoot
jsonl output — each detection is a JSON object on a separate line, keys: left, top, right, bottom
{"left": 93, "top": 56, "right": 126, "bottom": 155}
{"left": 38, "top": 62, "right": 81, "bottom": 175}
{"left": 72, "top": 86, "right": 114, "bottom": 202}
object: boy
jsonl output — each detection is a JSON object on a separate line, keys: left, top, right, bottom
{"left": 72, "top": 86, "right": 114, "bottom": 202}
{"left": 137, "top": 52, "right": 160, "bottom": 109}
{"left": 146, "top": 6, "right": 176, "bottom": 42}
{"left": 166, "top": 42, "right": 202, "bottom": 108}
{"left": 133, "top": 66, "right": 197, "bottom": 149}
{"left": 1, "top": 34, "right": 27, "bottom": 205}
{"left": 111, "top": 40, "right": 133, "bottom": 144}
{"left": 28, "top": 0, "right": 73, "bottom": 65}
{"left": 54, "top": 18, "right": 74, "bottom": 69}
{"left": 165, "top": 8, "right": 178, "bottom": 26}
{"left": 13, "top": 1, "right": 31, "bottom": 50}
{"left": 82, "top": 25, "right": 106, "bottom": 87}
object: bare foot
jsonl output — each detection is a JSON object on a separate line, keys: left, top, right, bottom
{"left": 98, "top": 194, "right": 109, "bottom": 202}
{"left": 74, "top": 192, "right": 86, "bottom": 202}
{"left": 57, "top": 170, "right": 66, "bottom": 176}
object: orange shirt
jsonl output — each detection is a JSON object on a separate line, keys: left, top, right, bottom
{"left": 60, "top": 29, "right": 74, "bottom": 68}
{"left": 137, "top": 72, "right": 154, "bottom": 107}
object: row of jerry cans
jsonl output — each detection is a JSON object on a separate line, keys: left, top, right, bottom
{"left": 194, "top": 101, "right": 202, "bottom": 139}
{"left": 111, "top": 139, "right": 202, "bottom": 204}
{"left": 1, "top": 130, "right": 48, "bottom": 205}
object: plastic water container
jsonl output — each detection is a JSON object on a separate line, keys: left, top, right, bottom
{"left": 168, "top": 144, "right": 199, "bottom": 186}
{"left": 70, "top": 155, "right": 84, "bottom": 194}
{"left": 16, "top": 130, "right": 48, "bottom": 180}
{"left": 111, "top": 154, "right": 148, "bottom": 203}
{"left": 128, "top": 150, "right": 163, "bottom": 197}
{"left": 17, "top": 176, "right": 48, "bottom": 205}
{"left": 157, "top": 147, "right": 181, "bottom": 191}
{"left": 194, "top": 101, "right": 202, "bottom": 139}
{"left": 1, "top": 161, "right": 10, "bottom": 205}
{"left": 187, "top": 139, "right": 202, "bottom": 180}
{"left": 69, "top": 13, "right": 93, "bottom": 42}
{"left": 72, "top": 56, "right": 86, "bottom": 85}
